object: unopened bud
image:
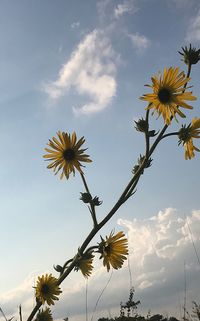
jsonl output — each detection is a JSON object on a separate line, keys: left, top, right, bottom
{"left": 93, "top": 196, "right": 103, "bottom": 206}
{"left": 179, "top": 44, "right": 200, "bottom": 65}
{"left": 80, "top": 192, "right": 92, "bottom": 203}
{"left": 134, "top": 118, "right": 149, "bottom": 133}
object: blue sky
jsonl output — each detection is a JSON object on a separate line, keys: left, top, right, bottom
{"left": 0, "top": 0, "right": 200, "bottom": 321}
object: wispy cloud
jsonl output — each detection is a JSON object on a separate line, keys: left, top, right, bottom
{"left": 44, "top": 29, "right": 117, "bottom": 116}
{"left": 128, "top": 32, "right": 150, "bottom": 53}
{"left": 186, "top": 9, "right": 200, "bottom": 42}
{"left": 171, "top": 0, "right": 194, "bottom": 7}
{"left": 70, "top": 21, "right": 80, "bottom": 29}
{"left": 114, "top": 0, "right": 138, "bottom": 18}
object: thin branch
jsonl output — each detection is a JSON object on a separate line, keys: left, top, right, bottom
{"left": 86, "top": 279, "right": 88, "bottom": 321}
{"left": 19, "top": 305, "right": 23, "bottom": 321}
{"left": 90, "top": 269, "right": 113, "bottom": 321}
{"left": 161, "top": 132, "right": 179, "bottom": 140}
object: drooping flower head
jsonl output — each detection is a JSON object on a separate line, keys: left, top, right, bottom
{"left": 140, "top": 67, "right": 196, "bottom": 125}
{"left": 98, "top": 231, "right": 128, "bottom": 272}
{"left": 35, "top": 308, "right": 53, "bottom": 321}
{"left": 43, "top": 131, "right": 92, "bottom": 179}
{"left": 74, "top": 252, "right": 94, "bottom": 278}
{"left": 35, "top": 274, "right": 62, "bottom": 305}
{"left": 178, "top": 117, "right": 200, "bottom": 160}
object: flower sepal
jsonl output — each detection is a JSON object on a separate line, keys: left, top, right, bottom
{"left": 53, "top": 265, "right": 63, "bottom": 273}
{"left": 92, "top": 196, "right": 103, "bottom": 206}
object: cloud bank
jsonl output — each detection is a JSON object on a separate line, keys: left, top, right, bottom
{"left": 44, "top": 29, "right": 117, "bottom": 116}
{"left": 1, "top": 208, "right": 200, "bottom": 321}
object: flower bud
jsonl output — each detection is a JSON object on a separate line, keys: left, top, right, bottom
{"left": 80, "top": 192, "right": 92, "bottom": 203}
{"left": 148, "top": 130, "right": 158, "bottom": 137}
{"left": 179, "top": 44, "right": 200, "bottom": 65}
{"left": 92, "top": 196, "right": 103, "bottom": 206}
{"left": 132, "top": 155, "right": 152, "bottom": 174}
{"left": 178, "top": 124, "right": 191, "bottom": 144}
{"left": 134, "top": 118, "right": 149, "bottom": 133}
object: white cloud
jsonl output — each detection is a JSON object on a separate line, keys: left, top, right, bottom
{"left": 44, "top": 29, "right": 117, "bottom": 115}
{"left": 0, "top": 272, "right": 37, "bottom": 321}
{"left": 119, "top": 208, "right": 200, "bottom": 308}
{"left": 1, "top": 209, "right": 200, "bottom": 321}
{"left": 97, "top": 0, "right": 112, "bottom": 23}
{"left": 70, "top": 21, "right": 80, "bottom": 29}
{"left": 128, "top": 32, "right": 150, "bottom": 53}
{"left": 114, "top": 0, "right": 138, "bottom": 18}
{"left": 186, "top": 9, "right": 200, "bottom": 42}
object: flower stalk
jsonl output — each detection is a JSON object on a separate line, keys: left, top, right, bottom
{"left": 26, "top": 46, "right": 199, "bottom": 321}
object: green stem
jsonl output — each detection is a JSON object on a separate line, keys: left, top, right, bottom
{"left": 62, "top": 258, "right": 73, "bottom": 272}
{"left": 80, "top": 173, "right": 98, "bottom": 227}
{"left": 27, "top": 303, "right": 41, "bottom": 321}
{"left": 161, "top": 132, "right": 179, "bottom": 140}
{"left": 145, "top": 109, "right": 150, "bottom": 157}
{"left": 26, "top": 63, "right": 193, "bottom": 321}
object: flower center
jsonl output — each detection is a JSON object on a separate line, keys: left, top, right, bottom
{"left": 158, "top": 88, "right": 172, "bottom": 104}
{"left": 41, "top": 284, "right": 50, "bottom": 295}
{"left": 63, "top": 148, "right": 75, "bottom": 161}
{"left": 105, "top": 244, "right": 111, "bottom": 255}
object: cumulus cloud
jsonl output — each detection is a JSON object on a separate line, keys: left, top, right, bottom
{"left": 44, "top": 29, "right": 117, "bottom": 115}
{"left": 185, "top": 9, "right": 200, "bottom": 42}
{"left": 0, "top": 272, "right": 36, "bottom": 321}
{"left": 128, "top": 32, "right": 150, "bottom": 53}
{"left": 114, "top": 0, "right": 138, "bottom": 18}
{"left": 1, "top": 209, "right": 200, "bottom": 321}
{"left": 119, "top": 208, "right": 200, "bottom": 311}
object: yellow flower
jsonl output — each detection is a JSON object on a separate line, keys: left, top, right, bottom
{"left": 35, "top": 274, "right": 62, "bottom": 305}
{"left": 35, "top": 308, "right": 53, "bottom": 321}
{"left": 75, "top": 252, "right": 94, "bottom": 278}
{"left": 43, "top": 131, "right": 92, "bottom": 179}
{"left": 140, "top": 67, "right": 196, "bottom": 125}
{"left": 98, "top": 231, "right": 128, "bottom": 272}
{"left": 179, "top": 118, "right": 200, "bottom": 159}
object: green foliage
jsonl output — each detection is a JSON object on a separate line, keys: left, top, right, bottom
{"left": 120, "top": 287, "right": 140, "bottom": 318}
{"left": 97, "top": 288, "right": 185, "bottom": 321}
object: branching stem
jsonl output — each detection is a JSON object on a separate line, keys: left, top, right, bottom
{"left": 26, "top": 63, "right": 192, "bottom": 321}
